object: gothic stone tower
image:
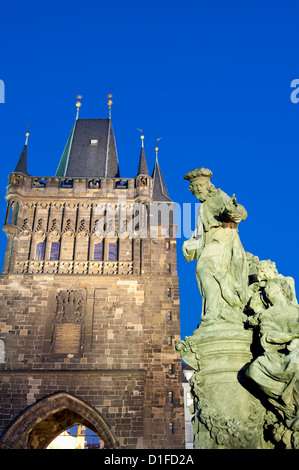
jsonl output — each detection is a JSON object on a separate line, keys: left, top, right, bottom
{"left": 0, "top": 104, "right": 184, "bottom": 449}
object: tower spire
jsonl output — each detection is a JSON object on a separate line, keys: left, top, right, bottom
{"left": 136, "top": 129, "right": 149, "bottom": 176}
{"left": 151, "top": 138, "right": 171, "bottom": 202}
{"left": 14, "top": 127, "right": 30, "bottom": 174}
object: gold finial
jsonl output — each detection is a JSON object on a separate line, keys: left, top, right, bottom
{"left": 76, "top": 95, "right": 82, "bottom": 120}
{"left": 107, "top": 94, "right": 113, "bottom": 118}
{"left": 25, "top": 124, "right": 30, "bottom": 145}
{"left": 155, "top": 138, "right": 162, "bottom": 160}
{"left": 137, "top": 128, "right": 144, "bottom": 147}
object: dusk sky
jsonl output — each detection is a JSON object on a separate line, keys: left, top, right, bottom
{"left": 0, "top": 0, "right": 298, "bottom": 339}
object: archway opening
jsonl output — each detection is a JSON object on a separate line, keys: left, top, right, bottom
{"left": 46, "top": 424, "right": 106, "bottom": 449}
{"left": 0, "top": 392, "right": 119, "bottom": 449}
{"left": 27, "top": 408, "right": 108, "bottom": 449}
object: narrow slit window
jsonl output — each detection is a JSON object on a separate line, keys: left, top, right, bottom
{"left": 7, "top": 204, "right": 13, "bottom": 224}
{"left": 35, "top": 242, "right": 45, "bottom": 261}
{"left": 13, "top": 202, "right": 19, "bottom": 225}
{"left": 167, "top": 288, "right": 171, "bottom": 298}
{"left": 94, "top": 242, "right": 103, "bottom": 261}
{"left": 108, "top": 242, "right": 118, "bottom": 261}
{"left": 168, "top": 336, "right": 172, "bottom": 346}
{"left": 168, "top": 391, "right": 173, "bottom": 404}
{"left": 169, "top": 422, "right": 174, "bottom": 435}
{"left": 50, "top": 242, "right": 60, "bottom": 261}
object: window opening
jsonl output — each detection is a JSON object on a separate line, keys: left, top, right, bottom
{"left": 115, "top": 180, "right": 128, "bottom": 189}
{"left": 108, "top": 242, "right": 118, "bottom": 261}
{"left": 32, "top": 178, "right": 46, "bottom": 188}
{"left": 7, "top": 204, "right": 13, "bottom": 224}
{"left": 88, "top": 179, "right": 100, "bottom": 189}
{"left": 61, "top": 179, "right": 73, "bottom": 188}
{"left": 94, "top": 242, "right": 103, "bottom": 261}
{"left": 35, "top": 242, "right": 45, "bottom": 260}
{"left": 13, "top": 202, "right": 19, "bottom": 225}
{"left": 50, "top": 242, "right": 60, "bottom": 261}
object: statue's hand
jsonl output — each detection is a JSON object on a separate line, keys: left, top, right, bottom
{"left": 183, "top": 239, "right": 199, "bottom": 262}
{"left": 224, "top": 194, "right": 247, "bottom": 222}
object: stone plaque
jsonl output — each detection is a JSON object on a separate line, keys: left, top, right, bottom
{"left": 53, "top": 323, "right": 81, "bottom": 354}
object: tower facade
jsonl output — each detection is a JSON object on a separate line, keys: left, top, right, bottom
{"left": 0, "top": 107, "right": 184, "bottom": 449}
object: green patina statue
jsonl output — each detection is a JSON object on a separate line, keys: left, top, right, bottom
{"left": 182, "top": 167, "right": 248, "bottom": 325}
{"left": 176, "top": 168, "right": 299, "bottom": 449}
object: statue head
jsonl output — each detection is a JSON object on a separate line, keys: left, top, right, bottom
{"left": 184, "top": 168, "right": 214, "bottom": 202}
{"left": 256, "top": 260, "right": 277, "bottom": 282}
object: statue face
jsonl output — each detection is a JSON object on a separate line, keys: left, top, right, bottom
{"left": 189, "top": 177, "right": 209, "bottom": 202}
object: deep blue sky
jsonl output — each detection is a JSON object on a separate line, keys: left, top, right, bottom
{"left": 0, "top": 0, "right": 298, "bottom": 339}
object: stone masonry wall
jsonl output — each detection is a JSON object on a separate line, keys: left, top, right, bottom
{"left": 0, "top": 270, "right": 184, "bottom": 448}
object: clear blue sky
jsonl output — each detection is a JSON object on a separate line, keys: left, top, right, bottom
{"left": 0, "top": 0, "right": 298, "bottom": 338}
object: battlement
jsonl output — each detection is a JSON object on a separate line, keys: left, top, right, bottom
{"left": 7, "top": 172, "right": 153, "bottom": 201}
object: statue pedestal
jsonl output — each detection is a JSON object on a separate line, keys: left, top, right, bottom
{"left": 178, "top": 322, "right": 267, "bottom": 449}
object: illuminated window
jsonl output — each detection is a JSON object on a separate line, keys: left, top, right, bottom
{"left": 169, "top": 422, "right": 174, "bottom": 434}
{"left": 168, "top": 391, "right": 173, "bottom": 404}
{"left": 168, "top": 336, "right": 172, "bottom": 346}
{"left": 35, "top": 242, "right": 45, "bottom": 260}
{"left": 108, "top": 242, "right": 118, "bottom": 261}
{"left": 168, "top": 364, "right": 174, "bottom": 375}
{"left": 94, "top": 242, "right": 103, "bottom": 261}
{"left": 50, "top": 242, "right": 60, "bottom": 260}
{"left": 167, "top": 288, "right": 171, "bottom": 298}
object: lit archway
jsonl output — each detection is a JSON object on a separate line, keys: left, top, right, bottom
{"left": 46, "top": 424, "right": 106, "bottom": 449}
{"left": 0, "top": 392, "right": 119, "bottom": 449}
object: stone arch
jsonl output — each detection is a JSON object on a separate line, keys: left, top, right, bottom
{"left": 0, "top": 392, "right": 119, "bottom": 449}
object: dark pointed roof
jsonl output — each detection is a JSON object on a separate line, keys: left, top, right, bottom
{"left": 151, "top": 157, "right": 172, "bottom": 202}
{"left": 14, "top": 144, "right": 29, "bottom": 174}
{"left": 137, "top": 147, "right": 149, "bottom": 176}
{"left": 56, "top": 118, "right": 120, "bottom": 178}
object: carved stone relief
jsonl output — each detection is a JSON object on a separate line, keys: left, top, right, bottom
{"left": 51, "top": 289, "right": 87, "bottom": 355}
